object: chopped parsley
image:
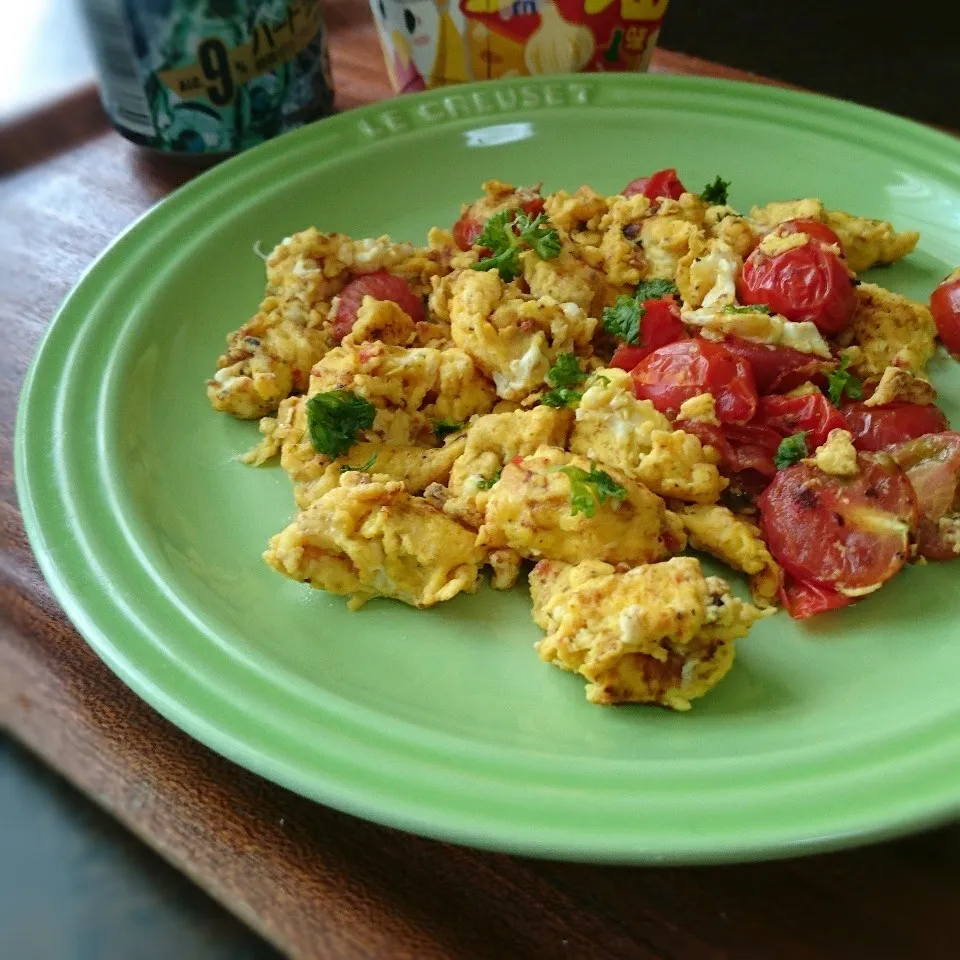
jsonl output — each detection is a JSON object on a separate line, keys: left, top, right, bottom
{"left": 774, "top": 432, "right": 809, "bottom": 470}
{"left": 433, "top": 419, "right": 466, "bottom": 439}
{"left": 476, "top": 468, "right": 502, "bottom": 490}
{"left": 541, "top": 353, "right": 588, "bottom": 408}
{"left": 341, "top": 453, "right": 377, "bottom": 473}
{"left": 826, "top": 354, "right": 863, "bottom": 407}
{"left": 471, "top": 209, "right": 561, "bottom": 281}
{"left": 634, "top": 278, "right": 678, "bottom": 302}
{"left": 557, "top": 464, "right": 627, "bottom": 518}
{"left": 700, "top": 175, "right": 731, "bottom": 206}
{"left": 603, "top": 295, "right": 643, "bottom": 345}
{"left": 723, "top": 303, "right": 771, "bottom": 315}
{"left": 306, "top": 390, "right": 376, "bottom": 459}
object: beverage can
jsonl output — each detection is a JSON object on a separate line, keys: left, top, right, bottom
{"left": 370, "top": 0, "right": 669, "bottom": 91}
{"left": 78, "top": 0, "right": 335, "bottom": 156}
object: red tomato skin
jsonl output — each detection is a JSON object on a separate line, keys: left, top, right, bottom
{"left": 631, "top": 339, "right": 759, "bottom": 424}
{"left": 780, "top": 578, "right": 853, "bottom": 619}
{"left": 738, "top": 242, "right": 858, "bottom": 335}
{"left": 622, "top": 168, "right": 687, "bottom": 203}
{"left": 842, "top": 401, "right": 950, "bottom": 452}
{"left": 758, "top": 454, "right": 918, "bottom": 592}
{"left": 719, "top": 335, "right": 837, "bottom": 394}
{"left": 609, "top": 298, "right": 686, "bottom": 370}
{"left": 757, "top": 393, "right": 848, "bottom": 451}
{"left": 774, "top": 218, "right": 843, "bottom": 250}
{"left": 332, "top": 273, "right": 425, "bottom": 343}
{"left": 722, "top": 423, "right": 780, "bottom": 476}
{"left": 930, "top": 276, "right": 960, "bottom": 356}
{"left": 452, "top": 215, "right": 483, "bottom": 252}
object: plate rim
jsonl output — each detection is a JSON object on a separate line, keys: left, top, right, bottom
{"left": 15, "top": 72, "right": 960, "bottom": 864}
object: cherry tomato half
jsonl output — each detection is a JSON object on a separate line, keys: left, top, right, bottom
{"left": 622, "top": 168, "right": 687, "bottom": 203}
{"left": 842, "top": 401, "right": 950, "bottom": 452}
{"left": 779, "top": 577, "right": 853, "bottom": 619}
{"left": 756, "top": 392, "right": 848, "bottom": 451}
{"left": 452, "top": 215, "right": 484, "bottom": 252}
{"left": 759, "top": 454, "right": 918, "bottom": 593}
{"left": 774, "top": 218, "right": 843, "bottom": 251}
{"left": 889, "top": 432, "right": 960, "bottom": 561}
{"left": 930, "top": 275, "right": 960, "bottom": 357}
{"left": 332, "top": 273, "right": 425, "bottom": 343}
{"left": 738, "top": 240, "right": 857, "bottom": 335}
{"left": 609, "top": 298, "right": 687, "bottom": 371}
{"left": 631, "top": 338, "right": 759, "bottom": 423}
{"left": 719, "top": 335, "right": 837, "bottom": 394}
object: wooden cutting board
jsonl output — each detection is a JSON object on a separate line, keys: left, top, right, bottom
{"left": 2, "top": 1, "right": 958, "bottom": 956}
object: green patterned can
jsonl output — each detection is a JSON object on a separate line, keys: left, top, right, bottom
{"left": 79, "top": 0, "right": 334, "bottom": 156}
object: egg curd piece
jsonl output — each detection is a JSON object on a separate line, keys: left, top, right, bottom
{"left": 675, "top": 504, "right": 782, "bottom": 608}
{"left": 836, "top": 283, "right": 937, "bottom": 380}
{"left": 476, "top": 445, "right": 686, "bottom": 567}
{"left": 570, "top": 368, "right": 726, "bottom": 504}
{"left": 529, "top": 556, "right": 768, "bottom": 709}
{"left": 264, "top": 472, "right": 485, "bottom": 611}
{"left": 448, "top": 269, "right": 596, "bottom": 401}
{"left": 208, "top": 230, "right": 448, "bottom": 419}
{"left": 309, "top": 340, "right": 496, "bottom": 446}
{"left": 442, "top": 406, "right": 575, "bottom": 528}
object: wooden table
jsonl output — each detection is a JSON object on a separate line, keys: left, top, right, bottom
{"left": 2, "top": 3, "right": 958, "bottom": 957}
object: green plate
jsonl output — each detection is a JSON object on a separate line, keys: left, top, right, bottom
{"left": 16, "top": 74, "right": 960, "bottom": 864}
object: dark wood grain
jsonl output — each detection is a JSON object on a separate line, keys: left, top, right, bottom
{"left": 2, "top": 2, "right": 959, "bottom": 958}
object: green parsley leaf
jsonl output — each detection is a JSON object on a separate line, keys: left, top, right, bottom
{"left": 471, "top": 209, "right": 561, "bottom": 281}
{"left": 306, "top": 390, "right": 376, "bottom": 459}
{"left": 340, "top": 453, "right": 377, "bottom": 473}
{"left": 773, "top": 432, "right": 809, "bottom": 470}
{"left": 433, "top": 419, "right": 466, "bottom": 439}
{"left": 515, "top": 212, "right": 561, "bottom": 260}
{"left": 547, "top": 353, "right": 587, "bottom": 389}
{"left": 541, "top": 388, "right": 583, "bottom": 409}
{"left": 557, "top": 464, "right": 627, "bottom": 518}
{"left": 701, "top": 175, "right": 731, "bottom": 206}
{"left": 602, "top": 295, "right": 643, "bottom": 345}
{"left": 476, "top": 468, "right": 502, "bottom": 490}
{"left": 826, "top": 354, "right": 863, "bottom": 407}
{"left": 634, "top": 278, "right": 678, "bottom": 302}
{"left": 723, "top": 303, "right": 771, "bottom": 315}
{"left": 541, "top": 353, "right": 588, "bottom": 408}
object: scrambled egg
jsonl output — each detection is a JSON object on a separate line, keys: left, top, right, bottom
{"left": 529, "top": 556, "right": 767, "bottom": 709}
{"left": 569, "top": 368, "right": 727, "bottom": 504}
{"left": 675, "top": 505, "right": 781, "bottom": 608}
{"left": 477, "top": 445, "right": 686, "bottom": 567}
{"left": 210, "top": 176, "right": 932, "bottom": 711}
{"left": 836, "top": 283, "right": 937, "bottom": 379}
{"left": 264, "top": 472, "right": 486, "bottom": 610}
{"left": 448, "top": 269, "right": 596, "bottom": 400}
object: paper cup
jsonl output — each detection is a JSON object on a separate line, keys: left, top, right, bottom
{"left": 369, "top": 0, "right": 669, "bottom": 91}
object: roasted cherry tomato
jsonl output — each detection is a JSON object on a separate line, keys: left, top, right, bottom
{"left": 738, "top": 239, "right": 857, "bottom": 335}
{"left": 609, "top": 298, "right": 687, "bottom": 371}
{"left": 756, "top": 392, "right": 848, "bottom": 451}
{"left": 719, "top": 335, "right": 837, "bottom": 394}
{"left": 842, "top": 401, "right": 950, "bottom": 452}
{"left": 452, "top": 215, "right": 484, "bottom": 252}
{"left": 774, "top": 218, "right": 844, "bottom": 251}
{"left": 779, "top": 577, "right": 852, "bottom": 619}
{"left": 622, "top": 168, "right": 687, "bottom": 203}
{"left": 889, "top": 432, "right": 960, "bottom": 561}
{"left": 759, "top": 454, "right": 918, "bottom": 593}
{"left": 631, "top": 338, "right": 759, "bottom": 423}
{"left": 722, "top": 423, "right": 781, "bottom": 477}
{"left": 930, "top": 274, "right": 960, "bottom": 357}
{"left": 332, "top": 272, "right": 424, "bottom": 343}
